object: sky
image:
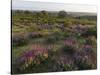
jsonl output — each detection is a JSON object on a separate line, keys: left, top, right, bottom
{"left": 12, "top": 0, "right": 97, "bottom": 13}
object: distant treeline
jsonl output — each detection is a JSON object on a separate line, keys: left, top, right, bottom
{"left": 75, "top": 16, "right": 97, "bottom": 21}
{"left": 12, "top": 10, "right": 97, "bottom": 18}
{"left": 12, "top": 10, "right": 97, "bottom": 28}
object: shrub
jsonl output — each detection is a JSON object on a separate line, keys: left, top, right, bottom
{"left": 74, "top": 56, "right": 95, "bottom": 70}
{"left": 12, "top": 35, "right": 28, "bottom": 46}
{"left": 41, "top": 29, "right": 50, "bottom": 37}
{"left": 62, "top": 45, "right": 75, "bottom": 54}
{"left": 45, "top": 31, "right": 66, "bottom": 44}
{"left": 64, "top": 38, "right": 78, "bottom": 46}
{"left": 27, "top": 24, "right": 38, "bottom": 32}
{"left": 45, "top": 36, "right": 57, "bottom": 44}
{"left": 87, "top": 27, "right": 97, "bottom": 37}
{"left": 28, "top": 32, "right": 42, "bottom": 39}
{"left": 62, "top": 38, "right": 79, "bottom": 54}
{"left": 62, "top": 64, "right": 74, "bottom": 71}
{"left": 81, "top": 27, "right": 97, "bottom": 37}
{"left": 13, "top": 44, "right": 49, "bottom": 73}
{"left": 77, "top": 37, "right": 86, "bottom": 45}
{"left": 62, "top": 32, "right": 69, "bottom": 37}
{"left": 73, "top": 45, "right": 96, "bottom": 70}
{"left": 64, "top": 20, "right": 72, "bottom": 26}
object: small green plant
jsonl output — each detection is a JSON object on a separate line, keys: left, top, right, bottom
{"left": 64, "top": 20, "right": 72, "bottom": 26}
{"left": 12, "top": 35, "right": 28, "bottom": 46}
{"left": 62, "top": 45, "right": 75, "bottom": 54}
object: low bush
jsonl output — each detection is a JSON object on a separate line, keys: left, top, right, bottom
{"left": 62, "top": 45, "right": 75, "bottom": 54}
{"left": 63, "top": 38, "right": 78, "bottom": 54}
{"left": 28, "top": 32, "right": 42, "bottom": 39}
{"left": 81, "top": 27, "right": 97, "bottom": 37}
{"left": 74, "top": 56, "right": 95, "bottom": 70}
{"left": 12, "top": 35, "right": 28, "bottom": 46}
{"left": 64, "top": 20, "right": 73, "bottom": 26}
{"left": 45, "top": 36, "right": 57, "bottom": 44}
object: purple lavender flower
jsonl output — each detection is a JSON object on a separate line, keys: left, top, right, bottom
{"left": 82, "top": 45, "right": 93, "bottom": 53}
{"left": 57, "top": 55, "right": 73, "bottom": 65}
{"left": 64, "top": 38, "right": 77, "bottom": 48}
{"left": 31, "top": 44, "right": 48, "bottom": 55}
{"left": 19, "top": 50, "right": 35, "bottom": 62}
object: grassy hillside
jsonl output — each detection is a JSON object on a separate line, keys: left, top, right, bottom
{"left": 12, "top": 10, "right": 97, "bottom": 74}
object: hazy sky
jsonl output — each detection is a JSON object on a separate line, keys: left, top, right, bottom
{"left": 12, "top": 0, "right": 97, "bottom": 13}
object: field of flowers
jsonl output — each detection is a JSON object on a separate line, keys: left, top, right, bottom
{"left": 12, "top": 10, "right": 97, "bottom": 74}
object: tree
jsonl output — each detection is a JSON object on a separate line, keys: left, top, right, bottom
{"left": 40, "top": 10, "right": 48, "bottom": 17}
{"left": 40, "top": 10, "right": 49, "bottom": 24}
{"left": 24, "top": 10, "right": 31, "bottom": 14}
{"left": 58, "top": 10, "right": 67, "bottom": 18}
